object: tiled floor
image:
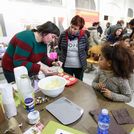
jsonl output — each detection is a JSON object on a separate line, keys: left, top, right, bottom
{"left": 0, "top": 67, "right": 134, "bottom": 108}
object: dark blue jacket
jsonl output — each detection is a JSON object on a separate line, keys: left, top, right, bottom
{"left": 58, "top": 30, "right": 89, "bottom": 70}
{"left": 106, "top": 34, "right": 121, "bottom": 44}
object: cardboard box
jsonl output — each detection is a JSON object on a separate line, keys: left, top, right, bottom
{"left": 0, "top": 104, "right": 5, "bottom": 124}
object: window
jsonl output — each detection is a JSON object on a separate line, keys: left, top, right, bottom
{"left": 9, "top": 0, "right": 62, "bottom": 6}
{"left": 75, "top": 0, "right": 96, "bottom": 10}
{"left": 128, "top": 8, "right": 133, "bottom": 18}
{"left": 32, "top": 0, "right": 62, "bottom": 6}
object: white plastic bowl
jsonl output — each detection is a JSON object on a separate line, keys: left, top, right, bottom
{"left": 38, "top": 76, "right": 67, "bottom": 97}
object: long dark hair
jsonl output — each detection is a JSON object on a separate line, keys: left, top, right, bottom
{"left": 32, "top": 21, "right": 60, "bottom": 37}
{"left": 101, "top": 41, "right": 134, "bottom": 79}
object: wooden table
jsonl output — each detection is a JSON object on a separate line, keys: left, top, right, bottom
{"left": 0, "top": 80, "right": 134, "bottom": 134}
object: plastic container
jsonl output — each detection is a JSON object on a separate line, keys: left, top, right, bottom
{"left": 27, "top": 110, "right": 40, "bottom": 125}
{"left": 17, "top": 74, "right": 34, "bottom": 106}
{"left": 24, "top": 97, "right": 34, "bottom": 112}
{"left": 2, "top": 83, "right": 17, "bottom": 118}
{"left": 97, "top": 109, "right": 110, "bottom": 134}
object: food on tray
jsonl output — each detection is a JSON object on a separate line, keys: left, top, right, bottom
{"left": 58, "top": 67, "right": 63, "bottom": 73}
{"left": 69, "top": 77, "right": 75, "bottom": 81}
{"left": 63, "top": 75, "right": 69, "bottom": 79}
{"left": 57, "top": 73, "right": 78, "bottom": 86}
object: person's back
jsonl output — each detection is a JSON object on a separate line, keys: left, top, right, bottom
{"left": 88, "top": 22, "right": 100, "bottom": 46}
{"left": 107, "top": 25, "right": 117, "bottom": 36}
{"left": 96, "top": 22, "right": 103, "bottom": 37}
{"left": 104, "top": 22, "right": 111, "bottom": 37}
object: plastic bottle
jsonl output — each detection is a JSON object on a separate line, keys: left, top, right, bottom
{"left": 17, "top": 74, "right": 34, "bottom": 107}
{"left": 97, "top": 108, "right": 110, "bottom": 134}
{"left": 2, "top": 83, "right": 17, "bottom": 118}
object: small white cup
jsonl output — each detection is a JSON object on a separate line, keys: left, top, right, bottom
{"left": 27, "top": 110, "right": 40, "bottom": 125}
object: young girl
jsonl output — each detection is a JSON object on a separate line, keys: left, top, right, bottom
{"left": 121, "top": 35, "right": 130, "bottom": 47}
{"left": 92, "top": 41, "right": 134, "bottom": 102}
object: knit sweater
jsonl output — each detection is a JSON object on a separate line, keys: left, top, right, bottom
{"left": 2, "top": 30, "right": 53, "bottom": 74}
{"left": 58, "top": 30, "right": 89, "bottom": 70}
{"left": 92, "top": 69, "right": 132, "bottom": 102}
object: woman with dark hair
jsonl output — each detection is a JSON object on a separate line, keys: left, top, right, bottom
{"left": 2, "top": 21, "right": 60, "bottom": 83}
{"left": 106, "top": 25, "right": 123, "bottom": 43}
{"left": 92, "top": 41, "right": 134, "bottom": 102}
{"left": 58, "top": 15, "right": 89, "bottom": 80}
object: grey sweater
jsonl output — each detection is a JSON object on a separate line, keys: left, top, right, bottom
{"left": 92, "top": 69, "right": 132, "bottom": 102}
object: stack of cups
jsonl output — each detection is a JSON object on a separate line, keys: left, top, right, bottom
{"left": 24, "top": 97, "right": 34, "bottom": 113}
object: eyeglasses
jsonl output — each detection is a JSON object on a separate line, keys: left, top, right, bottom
{"left": 51, "top": 34, "right": 58, "bottom": 40}
{"left": 42, "top": 33, "right": 58, "bottom": 39}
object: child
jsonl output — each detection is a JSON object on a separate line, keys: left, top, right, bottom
{"left": 121, "top": 35, "right": 130, "bottom": 47}
{"left": 92, "top": 41, "right": 134, "bottom": 102}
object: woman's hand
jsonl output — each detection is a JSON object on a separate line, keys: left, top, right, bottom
{"left": 40, "top": 64, "right": 57, "bottom": 76}
{"left": 52, "top": 61, "right": 63, "bottom": 67}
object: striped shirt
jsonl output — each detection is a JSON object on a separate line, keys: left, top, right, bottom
{"left": 2, "top": 30, "right": 53, "bottom": 74}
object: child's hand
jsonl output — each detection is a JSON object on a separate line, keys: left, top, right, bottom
{"left": 101, "top": 88, "right": 112, "bottom": 99}
{"left": 97, "top": 83, "right": 105, "bottom": 90}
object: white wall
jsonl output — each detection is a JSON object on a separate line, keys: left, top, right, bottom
{"left": 99, "top": 0, "right": 134, "bottom": 30}
{"left": 0, "top": 0, "right": 75, "bottom": 43}
{"left": 0, "top": 0, "right": 134, "bottom": 43}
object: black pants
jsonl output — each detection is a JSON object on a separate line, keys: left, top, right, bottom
{"left": 63, "top": 67, "right": 84, "bottom": 81}
{"left": 3, "top": 69, "right": 15, "bottom": 83}
{"left": 3, "top": 69, "right": 36, "bottom": 83}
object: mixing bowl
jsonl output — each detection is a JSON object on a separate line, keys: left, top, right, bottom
{"left": 38, "top": 76, "right": 66, "bottom": 97}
